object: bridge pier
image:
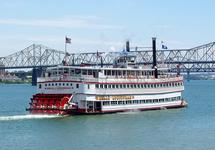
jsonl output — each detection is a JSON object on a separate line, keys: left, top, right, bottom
{"left": 32, "top": 67, "right": 43, "bottom": 86}
{"left": 187, "top": 70, "right": 190, "bottom": 81}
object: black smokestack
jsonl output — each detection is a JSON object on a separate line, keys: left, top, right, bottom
{"left": 126, "top": 40, "right": 130, "bottom": 52}
{"left": 152, "top": 37, "right": 158, "bottom": 78}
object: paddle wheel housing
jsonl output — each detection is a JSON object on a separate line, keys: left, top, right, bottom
{"left": 27, "top": 94, "right": 75, "bottom": 115}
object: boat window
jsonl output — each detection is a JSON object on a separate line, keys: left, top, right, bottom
{"left": 116, "top": 85, "right": 119, "bottom": 88}
{"left": 70, "top": 69, "right": 74, "bottom": 75}
{"left": 93, "top": 70, "right": 99, "bottom": 78}
{"left": 70, "top": 83, "right": 73, "bottom": 86}
{"left": 82, "top": 70, "right": 87, "bottom": 75}
{"left": 88, "top": 84, "right": 90, "bottom": 89}
{"left": 45, "top": 84, "right": 47, "bottom": 87}
{"left": 100, "top": 84, "right": 103, "bottom": 88}
{"left": 76, "top": 84, "right": 79, "bottom": 88}
{"left": 112, "top": 85, "right": 115, "bottom": 88}
{"left": 59, "top": 83, "right": 61, "bottom": 86}
{"left": 120, "top": 85, "right": 123, "bottom": 88}
{"left": 118, "top": 101, "right": 123, "bottom": 105}
{"left": 141, "top": 71, "right": 144, "bottom": 76}
{"left": 104, "top": 85, "right": 107, "bottom": 89}
{"left": 122, "top": 70, "right": 126, "bottom": 76}
{"left": 103, "top": 101, "right": 110, "bottom": 106}
{"left": 55, "top": 83, "right": 57, "bottom": 86}
{"left": 108, "top": 84, "right": 111, "bottom": 88}
{"left": 131, "top": 71, "right": 135, "bottom": 76}
{"left": 38, "top": 84, "right": 42, "bottom": 89}
{"left": 58, "top": 68, "right": 63, "bottom": 75}
{"left": 133, "top": 100, "right": 138, "bottom": 104}
{"left": 118, "top": 71, "right": 122, "bottom": 76}
{"left": 75, "top": 69, "right": 81, "bottom": 75}
{"left": 160, "top": 99, "right": 164, "bottom": 102}
{"left": 64, "top": 68, "right": 69, "bottom": 74}
{"left": 88, "top": 70, "right": 92, "bottom": 75}
{"left": 111, "top": 101, "right": 117, "bottom": 105}
{"left": 95, "top": 84, "right": 99, "bottom": 88}
{"left": 112, "top": 70, "right": 116, "bottom": 76}
{"left": 123, "top": 84, "right": 126, "bottom": 88}
{"left": 107, "top": 70, "right": 111, "bottom": 76}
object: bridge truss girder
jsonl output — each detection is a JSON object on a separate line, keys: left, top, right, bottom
{"left": 0, "top": 42, "right": 215, "bottom": 73}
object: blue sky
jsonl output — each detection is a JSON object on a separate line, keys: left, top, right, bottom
{"left": 0, "top": 0, "right": 214, "bottom": 56}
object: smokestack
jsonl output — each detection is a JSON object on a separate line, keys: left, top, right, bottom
{"left": 126, "top": 40, "right": 130, "bottom": 52}
{"left": 152, "top": 37, "right": 158, "bottom": 78}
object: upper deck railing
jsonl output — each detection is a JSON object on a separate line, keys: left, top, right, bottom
{"left": 37, "top": 74, "right": 183, "bottom": 84}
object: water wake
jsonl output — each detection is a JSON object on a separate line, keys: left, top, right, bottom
{"left": 0, "top": 114, "right": 62, "bottom": 121}
{"left": 117, "top": 109, "right": 142, "bottom": 115}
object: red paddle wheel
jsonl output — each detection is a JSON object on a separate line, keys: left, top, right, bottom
{"left": 26, "top": 94, "right": 76, "bottom": 115}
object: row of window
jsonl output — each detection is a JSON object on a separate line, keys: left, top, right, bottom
{"left": 50, "top": 69, "right": 99, "bottom": 76}
{"left": 96, "top": 82, "right": 183, "bottom": 89}
{"left": 45, "top": 83, "right": 73, "bottom": 87}
{"left": 102, "top": 96, "right": 181, "bottom": 106}
{"left": 50, "top": 68, "right": 161, "bottom": 77}
{"left": 40, "top": 82, "right": 183, "bottom": 90}
{"left": 39, "top": 83, "right": 79, "bottom": 89}
{"left": 104, "top": 70, "right": 155, "bottom": 76}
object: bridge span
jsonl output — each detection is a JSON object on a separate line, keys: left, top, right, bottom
{"left": 0, "top": 42, "right": 215, "bottom": 85}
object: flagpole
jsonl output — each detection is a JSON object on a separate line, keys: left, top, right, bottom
{"left": 65, "top": 36, "right": 67, "bottom": 54}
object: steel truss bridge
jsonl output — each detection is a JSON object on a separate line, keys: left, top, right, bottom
{"left": 0, "top": 42, "right": 215, "bottom": 74}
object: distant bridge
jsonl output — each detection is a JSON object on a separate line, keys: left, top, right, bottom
{"left": 0, "top": 41, "right": 215, "bottom": 85}
{"left": 0, "top": 42, "right": 215, "bottom": 73}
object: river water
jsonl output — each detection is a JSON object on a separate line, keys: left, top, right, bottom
{"left": 0, "top": 81, "right": 214, "bottom": 150}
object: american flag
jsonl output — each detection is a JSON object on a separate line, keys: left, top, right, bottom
{"left": 161, "top": 41, "right": 168, "bottom": 49}
{"left": 65, "top": 37, "right": 71, "bottom": 44}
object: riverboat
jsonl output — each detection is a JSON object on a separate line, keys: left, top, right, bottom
{"left": 26, "top": 38, "right": 187, "bottom": 115}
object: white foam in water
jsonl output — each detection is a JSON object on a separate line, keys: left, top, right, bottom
{"left": 0, "top": 114, "right": 62, "bottom": 121}
{"left": 117, "top": 109, "right": 142, "bottom": 115}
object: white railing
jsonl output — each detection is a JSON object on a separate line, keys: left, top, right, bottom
{"left": 37, "top": 75, "right": 183, "bottom": 83}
